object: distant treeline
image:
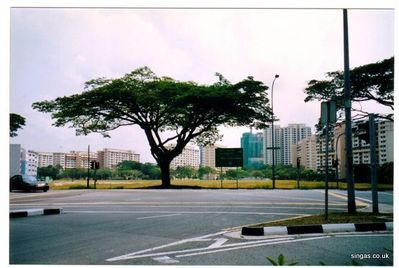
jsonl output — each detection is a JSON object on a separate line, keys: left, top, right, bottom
{"left": 37, "top": 160, "right": 393, "bottom": 184}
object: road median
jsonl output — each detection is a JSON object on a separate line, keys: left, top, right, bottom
{"left": 10, "top": 208, "right": 63, "bottom": 218}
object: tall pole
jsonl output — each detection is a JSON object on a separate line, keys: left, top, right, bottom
{"left": 325, "top": 114, "right": 330, "bottom": 221}
{"left": 343, "top": 9, "right": 356, "bottom": 213}
{"left": 87, "top": 145, "right": 90, "bottom": 189}
{"left": 271, "top": 74, "right": 279, "bottom": 189}
{"left": 369, "top": 114, "right": 379, "bottom": 213}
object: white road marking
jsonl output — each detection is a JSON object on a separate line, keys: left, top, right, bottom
{"left": 334, "top": 233, "right": 393, "bottom": 238}
{"left": 137, "top": 213, "right": 181, "bottom": 220}
{"left": 175, "top": 236, "right": 329, "bottom": 258}
{"left": 152, "top": 256, "right": 179, "bottom": 264}
{"left": 106, "top": 230, "right": 227, "bottom": 262}
{"left": 107, "top": 237, "right": 292, "bottom": 262}
{"left": 207, "top": 238, "right": 228, "bottom": 249}
{"left": 9, "top": 201, "right": 348, "bottom": 206}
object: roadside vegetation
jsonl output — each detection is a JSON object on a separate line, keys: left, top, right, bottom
{"left": 48, "top": 179, "right": 393, "bottom": 191}
{"left": 41, "top": 160, "right": 393, "bottom": 190}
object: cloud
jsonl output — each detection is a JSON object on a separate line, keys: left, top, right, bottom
{"left": 10, "top": 8, "right": 394, "bottom": 162}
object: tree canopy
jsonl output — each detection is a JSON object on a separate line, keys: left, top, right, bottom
{"left": 10, "top": 113, "right": 26, "bottom": 137}
{"left": 33, "top": 67, "right": 273, "bottom": 187}
{"left": 304, "top": 57, "right": 394, "bottom": 121}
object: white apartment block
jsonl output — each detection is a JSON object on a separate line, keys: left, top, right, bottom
{"left": 263, "top": 125, "right": 282, "bottom": 165}
{"left": 53, "top": 153, "right": 66, "bottom": 168}
{"left": 167, "top": 144, "right": 200, "bottom": 169}
{"left": 48, "top": 151, "right": 97, "bottom": 169}
{"left": 70, "top": 151, "right": 98, "bottom": 169}
{"left": 316, "top": 119, "right": 394, "bottom": 178}
{"left": 37, "top": 152, "right": 54, "bottom": 167}
{"left": 264, "top": 124, "right": 312, "bottom": 166}
{"left": 12, "top": 148, "right": 140, "bottom": 171}
{"left": 21, "top": 149, "right": 38, "bottom": 176}
{"left": 97, "top": 148, "right": 140, "bottom": 169}
{"left": 10, "top": 145, "right": 38, "bottom": 176}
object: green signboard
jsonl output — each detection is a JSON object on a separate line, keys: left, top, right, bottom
{"left": 215, "top": 148, "right": 243, "bottom": 167}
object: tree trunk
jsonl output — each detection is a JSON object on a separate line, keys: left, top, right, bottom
{"left": 159, "top": 159, "right": 172, "bottom": 188}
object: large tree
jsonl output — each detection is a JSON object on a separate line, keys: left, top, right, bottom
{"left": 33, "top": 67, "right": 272, "bottom": 188}
{"left": 304, "top": 57, "right": 394, "bottom": 121}
{"left": 10, "top": 113, "right": 26, "bottom": 137}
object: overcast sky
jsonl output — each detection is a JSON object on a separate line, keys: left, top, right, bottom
{"left": 9, "top": 7, "right": 394, "bottom": 163}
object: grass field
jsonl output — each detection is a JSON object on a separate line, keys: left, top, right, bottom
{"left": 49, "top": 179, "right": 393, "bottom": 191}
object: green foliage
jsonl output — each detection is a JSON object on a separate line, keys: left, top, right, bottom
{"left": 116, "top": 160, "right": 160, "bottom": 180}
{"left": 224, "top": 168, "right": 249, "bottom": 180}
{"left": 61, "top": 168, "right": 87, "bottom": 179}
{"left": 198, "top": 166, "right": 217, "bottom": 179}
{"left": 93, "top": 168, "right": 113, "bottom": 180}
{"left": 32, "top": 67, "right": 273, "bottom": 187}
{"left": 172, "top": 166, "right": 197, "bottom": 179}
{"left": 304, "top": 57, "right": 394, "bottom": 121}
{"left": 10, "top": 113, "right": 26, "bottom": 137}
{"left": 378, "top": 162, "right": 393, "bottom": 184}
{"left": 266, "top": 254, "right": 298, "bottom": 266}
{"left": 37, "top": 165, "right": 62, "bottom": 179}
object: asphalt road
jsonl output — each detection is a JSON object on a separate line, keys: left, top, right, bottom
{"left": 9, "top": 189, "right": 393, "bottom": 265}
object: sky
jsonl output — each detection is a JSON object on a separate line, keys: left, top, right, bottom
{"left": 8, "top": 6, "right": 395, "bottom": 163}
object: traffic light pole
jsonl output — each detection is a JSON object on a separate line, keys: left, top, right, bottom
{"left": 343, "top": 9, "right": 356, "bottom": 214}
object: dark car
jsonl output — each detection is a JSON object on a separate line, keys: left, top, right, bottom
{"left": 10, "top": 174, "right": 49, "bottom": 192}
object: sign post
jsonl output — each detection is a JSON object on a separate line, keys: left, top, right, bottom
{"left": 321, "top": 101, "right": 336, "bottom": 221}
{"left": 215, "top": 148, "right": 244, "bottom": 189}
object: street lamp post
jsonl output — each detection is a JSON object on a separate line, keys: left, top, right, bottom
{"left": 271, "top": 74, "right": 279, "bottom": 189}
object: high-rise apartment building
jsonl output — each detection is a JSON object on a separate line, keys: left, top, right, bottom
{"left": 37, "top": 152, "right": 54, "bottom": 167}
{"left": 21, "top": 149, "right": 38, "bottom": 176}
{"left": 53, "top": 151, "right": 97, "bottom": 169}
{"left": 97, "top": 148, "right": 140, "bottom": 169}
{"left": 53, "top": 153, "right": 66, "bottom": 168}
{"left": 264, "top": 124, "right": 312, "bottom": 166}
{"left": 316, "top": 119, "right": 394, "bottom": 178}
{"left": 200, "top": 144, "right": 225, "bottom": 168}
{"left": 167, "top": 144, "right": 200, "bottom": 169}
{"left": 241, "top": 132, "right": 264, "bottom": 168}
{"left": 291, "top": 135, "right": 318, "bottom": 171}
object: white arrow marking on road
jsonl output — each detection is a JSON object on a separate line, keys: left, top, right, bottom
{"left": 208, "top": 238, "right": 228, "bottom": 249}
{"left": 106, "top": 237, "right": 293, "bottom": 262}
{"left": 106, "top": 230, "right": 227, "bottom": 262}
{"left": 175, "top": 236, "right": 330, "bottom": 258}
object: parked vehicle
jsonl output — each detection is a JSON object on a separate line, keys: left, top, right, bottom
{"left": 10, "top": 175, "right": 49, "bottom": 192}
